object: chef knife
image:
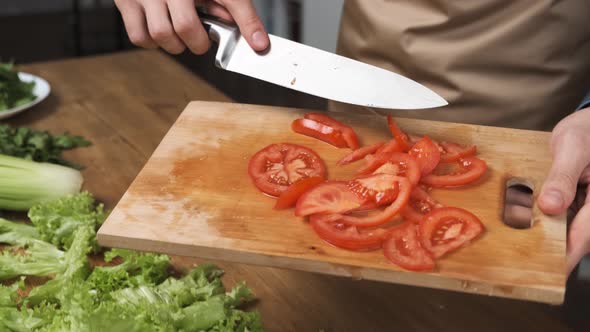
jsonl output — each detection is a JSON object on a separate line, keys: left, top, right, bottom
{"left": 201, "top": 15, "right": 447, "bottom": 110}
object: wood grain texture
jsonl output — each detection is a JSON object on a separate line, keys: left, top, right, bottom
{"left": 97, "top": 101, "right": 566, "bottom": 304}
{"left": 9, "top": 50, "right": 588, "bottom": 332}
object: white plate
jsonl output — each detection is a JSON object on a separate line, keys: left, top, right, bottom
{"left": 0, "top": 72, "right": 51, "bottom": 120}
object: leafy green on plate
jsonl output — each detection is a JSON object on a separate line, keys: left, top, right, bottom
{"left": 0, "top": 63, "right": 36, "bottom": 112}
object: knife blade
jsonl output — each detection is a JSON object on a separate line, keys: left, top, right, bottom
{"left": 202, "top": 16, "right": 447, "bottom": 110}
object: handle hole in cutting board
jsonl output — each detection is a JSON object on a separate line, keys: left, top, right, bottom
{"left": 502, "top": 178, "right": 534, "bottom": 229}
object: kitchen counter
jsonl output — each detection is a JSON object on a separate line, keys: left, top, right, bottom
{"left": 7, "top": 49, "right": 587, "bottom": 332}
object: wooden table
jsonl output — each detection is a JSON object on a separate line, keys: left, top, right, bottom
{"left": 7, "top": 50, "right": 588, "bottom": 332}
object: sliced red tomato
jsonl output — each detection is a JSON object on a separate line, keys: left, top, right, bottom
{"left": 383, "top": 222, "right": 435, "bottom": 271}
{"left": 248, "top": 143, "right": 326, "bottom": 197}
{"left": 274, "top": 176, "right": 324, "bottom": 210}
{"left": 420, "top": 157, "right": 487, "bottom": 187}
{"left": 337, "top": 141, "right": 385, "bottom": 166}
{"left": 401, "top": 186, "right": 443, "bottom": 223}
{"left": 292, "top": 118, "right": 348, "bottom": 148}
{"left": 295, "top": 181, "right": 363, "bottom": 217}
{"left": 408, "top": 136, "right": 441, "bottom": 176}
{"left": 375, "top": 139, "right": 402, "bottom": 154}
{"left": 348, "top": 174, "right": 400, "bottom": 207}
{"left": 407, "top": 134, "right": 422, "bottom": 145}
{"left": 419, "top": 207, "right": 484, "bottom": 258}
{"left": 356, "top": 153, "right": 389, "bottom": 175}
{"left": 440, "top": 142, "right": 477, "bottom": 162}
{"left": 360, "top": 152, "right": 420, "bottom": 187}
{"left": 309, "top": 215, "right": 390, "bottom": 251}
{"left": 304, "top": 113, "right": 360, "bottom": 149}
{"left": 387, "top": 115, "right": 411, "bottom": 151}
{"left": 337, "top": 176, "right": 412, "bottom": 227}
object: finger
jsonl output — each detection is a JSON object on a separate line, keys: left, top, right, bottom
{"left": 204, "top": 1, "right": 234, "bottom": 22}
{"left": 505, "top": 187, "right": 533, "bottom": 207}
{"left": 538, "top": 131, "right": 590, "bottom": 215}
{"left": 566, "top": 189, "right": 590, "bottom": 276}
{"left": 115, "top": 0, "right": 157, "bottom": 48}
{"left": 144, "top": 0, "right": 186, "bottom": 54}
{"left": 220, "top": 0, "right": 269, "bottom": 51}
{"left": 168, "top": 0, "right": 210, "bottom": 54}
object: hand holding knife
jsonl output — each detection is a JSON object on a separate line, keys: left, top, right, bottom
{"left": 116, "top": 0, "right": 447, "bottom": 110}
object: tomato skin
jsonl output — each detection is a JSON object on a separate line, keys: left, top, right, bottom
{"left": 420, "top": 157, "right": 487, "bottom": 188}
{"left": 387, "top": 116, "right": 411, "bottom": 151}
{"left": 292, "top": 118, "right": 349, "bottom": 148}
{"left": 383, "top": 222, "right": 435, "bottom": 271}
{"left": 304, "top": 113, "right": 360, "bottom": 149}
{"left": 408, "top": 136, "right": 441, "bottom": 176}
{"left": 338, "top": 176, "right": 412, "bottom": 227}
{"left": 274, "top": 177, "right": 324, "bottom": 210}
{"left": 295, "top": 181, "right": 363, "bottom": 217}
{"left": 356, "top": 152, "right": 391, "bottom": 175}
{"left": 248, "top": 143, "right": 326, "bottom": 197}
{"left": 440, "top": 142, "right": 477, "bottom": 162}
{"left": 309, "top": 215, "right": 388, "bottom": 251}
{"left": 375, "top": 139, "right": 402, "bottom": 154}
{"left": 419, "top": 207, "right": 485, "bottom": 258}
{"left": 401, "top": 186, "right": 443, "bottom": 223}
{"left": 337, "top": 141, "right": 385, "bottom": 166}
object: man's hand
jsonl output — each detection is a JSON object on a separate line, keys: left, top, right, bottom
{"left": 538, "top": 107, "right": 590, "bottom": 277}
{"left": 115, "top": 0, "right": 270, "bottom": 54}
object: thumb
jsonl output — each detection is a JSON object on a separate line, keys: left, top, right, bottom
{"left": 538, "top": 132, "right": 590, "bottom": 215}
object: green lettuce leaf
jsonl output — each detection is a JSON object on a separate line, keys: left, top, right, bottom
{"left": 27, "top": 192, "right": 105, "bottom": 252}
{"left": 0, "top": 218, "right": 40, "bottom": 245}
{"left": 87, "top": 249, "right": 170, "bottom": 301}
{"left": 0, "top": 240, "right": 65, "bottom": 280}
{"left": 24, "top": 225, "right": 92, "bottom": 305}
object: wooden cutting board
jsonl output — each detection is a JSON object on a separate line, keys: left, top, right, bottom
{"left": 97, "top": 101, "right": 566, "bottom": 304}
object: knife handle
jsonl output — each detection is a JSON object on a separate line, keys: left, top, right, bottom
{"left": 197, "top": 10, "right": 239, "bottom": 68}
{"left": 197, "top": 10, "right": 235, "bottom": 42}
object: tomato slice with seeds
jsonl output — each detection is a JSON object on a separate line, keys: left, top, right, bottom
{"left": 348, "top": 174, "right": 400, "bottom": 207}
{"left": 439, "top": 142, "right": 477, "bottom": 162}
{"left": 383, "top": 222, "right": 435, "bottom": 271}
{"left": 337, "top": 141, "right": 385, "bottom": 166}
{"left": 304, "top": 113, "right": 360, "bottom": 149}
{"left": 337, "top": 176, "right": 412, "bottom": 227}
{"left": 295, "top": 181, "right": 363, "bottom": 217}
{"left": 408, "top": 136, "right": 441, "bottom": 176}
{"left": 419, "top": 207, "right": 485, "bottom": 258}
{"left": 274, "top": 176, "right": 324, "bottom": 210}
{"left": 401, "top": 186, "right": 443, "bottom": 223}
{"left": 420, "top": 157, "right": 487, "bottom": 187}
{"left": 387, "top": 115, "right": 411, "bottom": 152}
{"left": 248, "top": 143, "right": 326, "bottom": 197}
{"left": 292, "top": 118, "right": 349, "bottom": 148}
{"left": 309, "top": 215, "right": 389, "bottom": 251}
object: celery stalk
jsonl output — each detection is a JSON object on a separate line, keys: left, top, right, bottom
{"left": 0, "top": 154, "right": 83, "bottom": 211}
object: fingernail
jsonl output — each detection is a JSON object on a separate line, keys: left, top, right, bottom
{"left": 251, "top": 30, "right": 267, "bottom": 49}
{"left": 542, "top": 190, "right": 564, "bottom": 208}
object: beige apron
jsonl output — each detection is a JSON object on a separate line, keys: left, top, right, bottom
{"left": 330, "top": 0, "right": 590, "bottom": 131}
